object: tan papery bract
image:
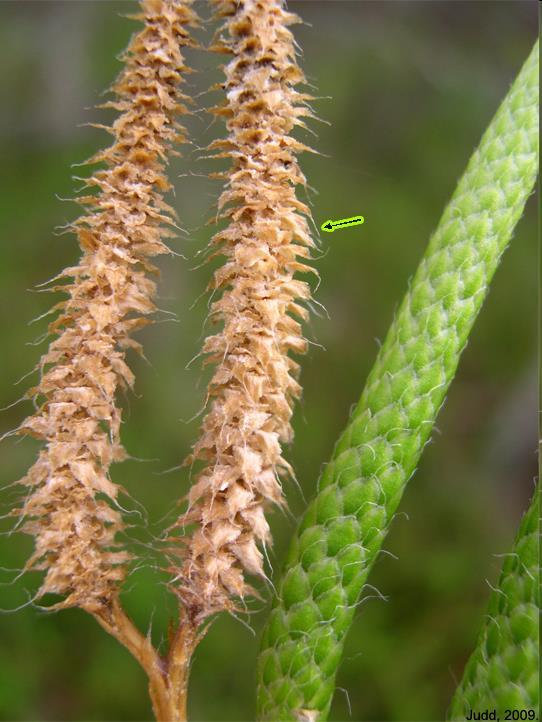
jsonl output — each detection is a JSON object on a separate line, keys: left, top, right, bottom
{"left": 15, "top": 0, "right": 197, "bottom": 612}
{"left": 172, "top": 0, "right": 315, "bottom": 620}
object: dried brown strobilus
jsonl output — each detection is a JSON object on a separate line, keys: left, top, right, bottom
{"left": 9, "top": 4, "right": 207, "bottom": 719}
{"left": 14, "top": 0, "right": 196, "bottom": 613}
{"left": 170, "top": 0, "right": 316, "bottom": 622}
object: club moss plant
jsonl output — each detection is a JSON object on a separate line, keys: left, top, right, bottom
{"left": 4, "top": 1, "right": 539, "bottom": 719}
{"left": 256, "top": 38, "right": 539, "bottom": 722}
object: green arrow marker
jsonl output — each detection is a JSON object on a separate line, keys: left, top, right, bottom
{"left": 321, "top": 214, "right": 365, "bottom": 233}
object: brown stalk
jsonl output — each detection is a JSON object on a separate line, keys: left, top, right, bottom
{"left": 90, "top": 598, "right": 201, "bottom": 722}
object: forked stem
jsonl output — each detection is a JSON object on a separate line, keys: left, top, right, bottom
{"left": 90, "top": 597, "right": 199, "bottom": 721}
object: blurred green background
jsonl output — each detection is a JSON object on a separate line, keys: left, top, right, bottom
{"left": 0, "top": 2, "right": 538, "bottom": 721}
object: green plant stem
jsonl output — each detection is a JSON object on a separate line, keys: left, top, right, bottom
{"left": 256, "top": 40, "right": 539, "bottom": 722}
{"left": 448, "top": 483, "right": 539, "bottom": 719}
